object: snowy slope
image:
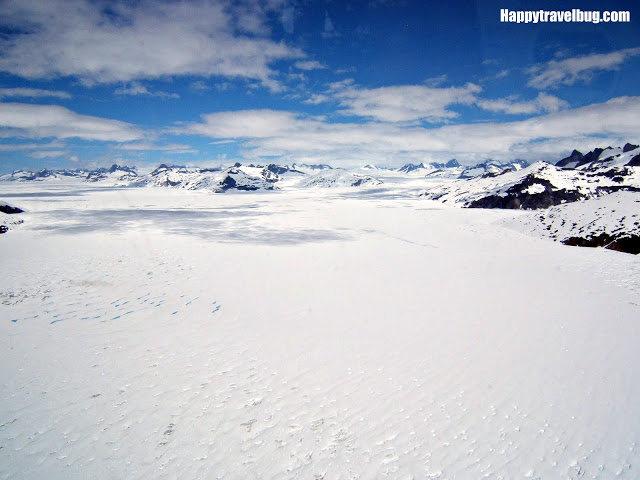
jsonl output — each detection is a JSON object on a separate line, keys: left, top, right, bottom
{"left": 421, "top": 160, "right": 640, "bottom": 209}
{"left": 504, "top": 191, "right": 640, "bottom": 254}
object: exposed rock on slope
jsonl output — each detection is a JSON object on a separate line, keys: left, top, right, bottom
{"left": 147, "top": 164, "right": 277, "bottom": 192}
{"left": 86, "top": 164, "right": 138, "bottom": 182}
{"left": 466, "top": 175, "right": 585, "bottom": 209}
{"left": 503, "top": 191, "right": 640, "bottom": 254}
{"left": 556, "top": 144, "right": 640, "bottom": 169}
{"left": 0, "top": 201, "right": 24, "bottom": 234}
{"left": 0, "top": 202, "right": 23, "bottom": 215}
{"left": 422, "top": 154, "right": 639, "bottom": 210}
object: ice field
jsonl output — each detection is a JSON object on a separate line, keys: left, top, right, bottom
{"left": 1, "top": 181, "right": 639, "bottom": 479}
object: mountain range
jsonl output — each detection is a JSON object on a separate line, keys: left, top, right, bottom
{"left": 2, "top": 145, "right": 639, "bottom": 252}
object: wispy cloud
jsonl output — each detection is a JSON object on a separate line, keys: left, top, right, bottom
{"left": 294, "top": 60, "right": 328, "bottom": 71}
{"left": 303, "top": 94, "right": 330, "bottom": 105}
{"left": 177, "top": 97, "right": 640, "bottom": 165}
{"left": 527, "top": 47, "right": 640, "bottom": 89}
{"left": 0, "top": 141, "right": 65, "bottom": 151}
{"left": 477, "top": 93, "right": 569, "bottom": 115}
{"left": 332, "top": 82, "right": 482, "bottom": 123}
{"left": 0, "top": 88, "right": 71, "bottom": 99}
{"left": 28, "top": 150, "right": 68, "bottom": 159}
{"left": 118, "top": 142, "right": 196, "bottom": 154}
{"left": 322, "top": 11, "right": 340, "bottom": 39}
{"left": 114, "top": 82, "right": 179, "bottom": 99}
{"left": 423, "top": 74, "right": 448, "bottom": 87}
{"left": 0, "top": 0, "right": 304, "bottom": 91}
{"left": 0, "top": 103, "right": 143, "bottom": 142}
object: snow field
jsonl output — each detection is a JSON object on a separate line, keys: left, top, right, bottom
{"left": 1, "top": 184, "right": 639, "bottom": 479}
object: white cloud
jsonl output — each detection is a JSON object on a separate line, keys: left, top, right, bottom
{"left": 0, "top": 0, "right": 304, "bottom": 91}
{"left": 327, "top": 78, "right": 356, "bottom": 91}
{"left": 303, "top": 94, "right": 330, "bottom": 105}
{"left": 114, "top": 83, "right": 152, "bottom": 96}
{"left": 478, "top": 93, "right": 569, "bottom": 115}
{"left": 178, "top": 97, "right": 640, "bottom": 166}
{"left": 29, "top": 150, "right": 68, "bottom": 159}
{"left": 527, "top": 47, "right": 640, "bottom": 89}
{"left": 118, "top": 142, "right": 196, "bottom": 154}
{"left": 190, "top": 81, "right": 211, "bottom": 92}
{"left": 114, "top": 82, "right": 179, "bottom": 99}
{"left": 184, "top": 110, "right": 302, "bottom": 138}
{"left": 0, "top": 88, "right": 71, "bottom": 99}
{"left": 333, "top": 83, "right": 482, "bottom": 123}
{"left": 424, "top": 74, "right": 448, "bottom": 87}
{"left": 0, "top": 103, "right": 143, "bottom": 142}
{"left": 294, "top": 60, "right": 327, "bottom": 71}
{"left": 0, "top": 141, "right": 65, "bottom": 151}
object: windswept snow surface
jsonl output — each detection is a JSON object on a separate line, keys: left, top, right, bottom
{"left": 1, "top": 182, "right": 639, "bottom": 479}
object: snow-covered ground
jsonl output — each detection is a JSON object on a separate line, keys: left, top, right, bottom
{"left": 504, "top": 191, "right": 640, "bottom": 245}
{"left": 1, "top": 182, "right": 639, "bottom": 479}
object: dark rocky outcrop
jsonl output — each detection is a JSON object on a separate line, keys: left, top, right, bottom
{"left": 429, "top": 159, "right": 461, "bottom": 169}
{"left": 563, "top": 233, "right": 640, "bottom": 255}
{"left": 398, "top": 163, "right": 425, "bottom": 173}
{"left": 0, "top": 202, "right": 23, "bottom": 234}
{"left": 627, "top": 154, "right": 640, "bottom": 167}
{"left": 560, "top": 148, "right": 606, "bottom": 169}
{"left": 0, "top": 203, "right": 23, "bottom": 214}
{"left": 580, "top": 148, "right": 606, "bottom": 167}
{"left": 265, "top": 164, "right": 304, "bottom": 176}
{"left": 218, "top": 168, "right": 274, "bottom": 192}
{"left": 445, "top": 159, "right": 460, "bottom": 168}
{"left": 151, "top": 164, "right": 171, "bottom": 174}
{"left": 467, "top": 176, "right": 584, "bottom": 210}
{"left": 219, "top": 174, "right": 238, "bottom": 190}
{"left": 556, "top": 150, "right": 584, "bottom": 168}
{"left": 623, "top": 143, "right": 639, "bottom": 153}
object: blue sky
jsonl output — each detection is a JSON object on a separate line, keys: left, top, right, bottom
{"left": 1, "top": 0, "right": 639, "bottom": 173}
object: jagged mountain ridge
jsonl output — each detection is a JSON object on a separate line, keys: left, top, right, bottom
{"left": 2, "top": 145, "right": 638, "bottom": 199}
{"left": 1, "top": 164, "right": 138, "bottom": 183}
{"left": 145, "top": 164, "right": 280, "bottom": 192}
{"left": 422, "top": 144, "right": 640, "bottom": 209}
{"left": 1, "top": 162, "right": 381, "bottom": 192}
{"left": 556, "top": 144, "right": 640, "bottom": 169}
{"left": 398, "top": 158, "right": 527, "bottom": 179}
